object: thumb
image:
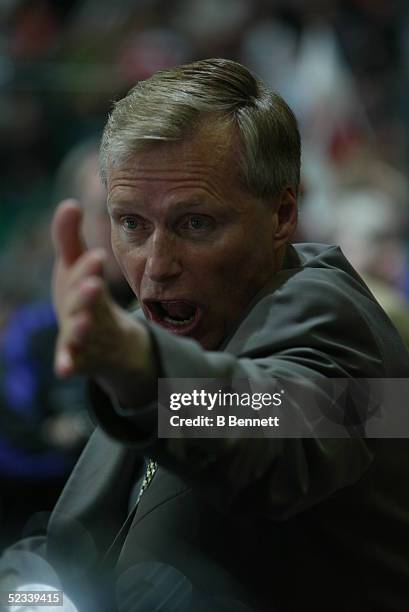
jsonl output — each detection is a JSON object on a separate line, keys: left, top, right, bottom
{"left": 52, "top": 199, "right": 85, "bottom": 266}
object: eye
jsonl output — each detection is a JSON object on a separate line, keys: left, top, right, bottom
{"left": 121, "top": 216, "right": 142, "bottom": 231}
{"left": 180, "top": 215, "right": 215, "bottom": 234}
{"left": 189, "top": 217, "right": 206, "bottom": 230}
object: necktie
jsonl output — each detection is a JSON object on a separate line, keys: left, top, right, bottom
{"left": 136, "top": 458, "right": 158, "bottom": 503}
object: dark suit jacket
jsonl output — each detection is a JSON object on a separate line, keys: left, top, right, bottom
{"left": 2, "top": 244, "right": 409, "bottom": 612}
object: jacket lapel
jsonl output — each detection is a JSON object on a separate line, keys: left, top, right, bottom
{"left": 47, "top": 428, "right": 141, "bottom": 571}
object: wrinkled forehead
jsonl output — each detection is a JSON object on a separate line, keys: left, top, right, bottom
{"left": 108, "top": 115, "right": 241, "bottom": 174}
{"left": 105, "top": 123, "right": 258, "bottom": 220}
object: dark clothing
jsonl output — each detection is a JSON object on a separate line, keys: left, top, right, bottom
{"left": 2, "top": 244, "right": 409, "bottom": 611}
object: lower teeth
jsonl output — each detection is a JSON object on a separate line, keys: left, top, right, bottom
{"left": 164, "top": 315, "right": 195, "bottom": 327}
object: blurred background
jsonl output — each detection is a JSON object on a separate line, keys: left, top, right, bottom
{"left": 1, "top": 0, "right": 409, "bottom": 547}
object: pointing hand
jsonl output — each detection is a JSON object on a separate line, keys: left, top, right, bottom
{"left": 51, "top": 200, "right": 155, "bottom": 406}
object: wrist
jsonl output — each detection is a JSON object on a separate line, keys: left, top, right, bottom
{"left": 96, "top": 313, "right": 157, "bottom": 409}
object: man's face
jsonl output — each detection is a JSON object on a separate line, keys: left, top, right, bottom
{"left": 107, "top": 126, "right": 291, "bottom": 350}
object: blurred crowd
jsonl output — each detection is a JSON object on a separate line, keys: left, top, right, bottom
{"left": 1, "top": 0, "right": 409, "bottom": 548}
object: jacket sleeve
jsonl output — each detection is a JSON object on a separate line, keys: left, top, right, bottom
{"left": 88, "top": 269, "right": 385, "bottom": 520}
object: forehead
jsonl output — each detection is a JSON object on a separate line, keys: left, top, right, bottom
{"left": 107, "top": 122, "right": 245, "bottom": 207}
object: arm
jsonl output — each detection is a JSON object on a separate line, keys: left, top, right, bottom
{"left": 52, "top": 201, "right": 374, "bottom": 520}
{"left": 89, "top": 322, "right": 374, "bottom": 520}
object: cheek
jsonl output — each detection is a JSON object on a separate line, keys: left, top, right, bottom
{"left": 110, "top": 233, "right": 125, "bottom": 272}
{"left": 122, "top": 255, "right": 145, "bottom": 294}
{"left": 111, "top": 238, "right": 144, "bottom": 294}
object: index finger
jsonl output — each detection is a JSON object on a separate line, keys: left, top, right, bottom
{"left": 52, "top": 199, "right": 85, "bottom": 266}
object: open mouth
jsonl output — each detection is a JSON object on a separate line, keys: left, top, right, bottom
{"left": 143, "top": 299, "right": 202, "bottom": 335}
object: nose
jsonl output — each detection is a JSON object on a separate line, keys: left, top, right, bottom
{"left": 144, "top": 229, "right": 182, "bottom": 283}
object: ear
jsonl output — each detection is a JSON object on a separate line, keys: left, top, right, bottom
{"left": 273, "top": 187, "right": 298, "bottom": 251}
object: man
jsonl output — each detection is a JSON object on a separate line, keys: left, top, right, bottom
{"left": 2, "top": 58, "right": 409, "bottom": 612}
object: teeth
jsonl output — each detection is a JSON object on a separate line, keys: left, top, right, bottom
{"left": 164, "top": 315, "right": 195, "bottom": 327}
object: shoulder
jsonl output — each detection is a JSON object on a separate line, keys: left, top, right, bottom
{"left": 226, "top": 244, "right": 409, "bottom": 377}
{"left": 277, "top": 243, "right": 379, "bottom": 316}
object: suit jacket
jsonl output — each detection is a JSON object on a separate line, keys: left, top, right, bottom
{"left": 2, "top": 244, "right": 409, "bottom": 612}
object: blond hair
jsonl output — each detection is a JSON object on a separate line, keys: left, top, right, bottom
{"left": 100, "top": 58, "right": 301, "bottom": 199}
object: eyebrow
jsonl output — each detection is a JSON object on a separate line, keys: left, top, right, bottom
{"left": 107, "top": 199, "right": 207, "bottom": 213}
